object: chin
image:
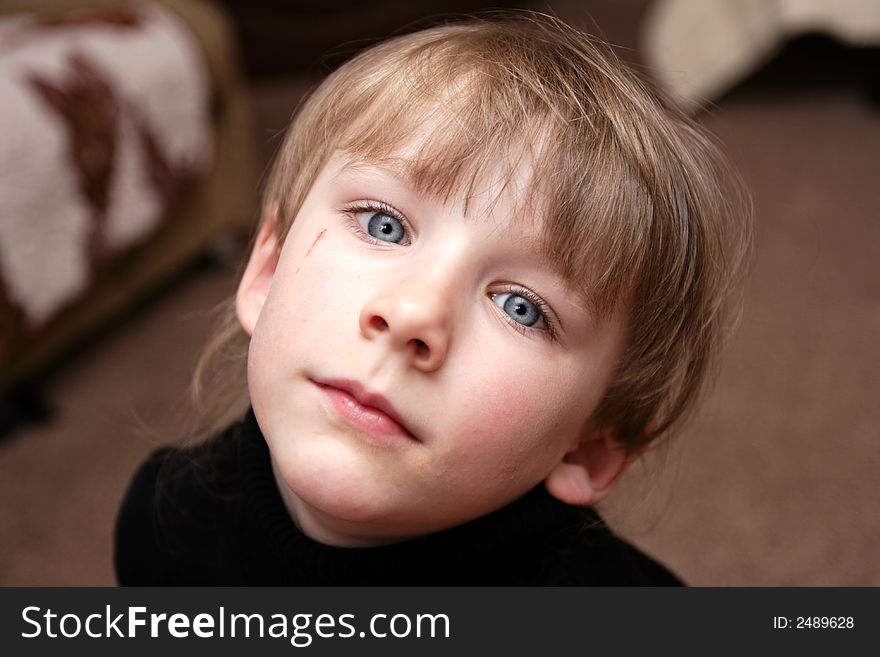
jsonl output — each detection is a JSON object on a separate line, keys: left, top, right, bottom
{"left": 274, "top": 447, "right": 403, "bottom": 526}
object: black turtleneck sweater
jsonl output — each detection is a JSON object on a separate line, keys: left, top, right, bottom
{"left": 114, "top": 410, "right": 682, "bottom": 586}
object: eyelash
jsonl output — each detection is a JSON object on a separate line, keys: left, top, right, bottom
{"left": 341, "top": 200, "right": 559, "bottom": 342}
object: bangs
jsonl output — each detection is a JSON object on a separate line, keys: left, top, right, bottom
{"left": 312, "top": 27, "right": 654, "bottom": 319}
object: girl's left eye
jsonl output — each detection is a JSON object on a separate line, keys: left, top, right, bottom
{"left": 491, "top": 290, "right": 557, "bottom": 340}
{"left": 345, "top": 202, "right": 410, "bottom": 245}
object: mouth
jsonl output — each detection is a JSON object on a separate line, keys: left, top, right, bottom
{"left": 310, "top": 378, "right": 419, "bottom": 442}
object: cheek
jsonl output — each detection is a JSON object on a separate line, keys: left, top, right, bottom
{"left": 477, "top": 383, "right": 544, "bottom": 439}
{"left": 262, "top": 235, "right": 340, "bottom": 334}
{"left": 459, "top": 340, "right": 581, "bottom": 435}
{"left": 455, "top": 369, "right": 574, "bottom": 473}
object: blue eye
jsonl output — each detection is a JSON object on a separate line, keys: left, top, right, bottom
{"left": 492, "top": 292, "right": 545, "bottom": 328}
{"left": 363, "top": 211, "right": 406, "bottom": 243}
{"left": 344, "top": 201, "right": 412, "bottom": 246}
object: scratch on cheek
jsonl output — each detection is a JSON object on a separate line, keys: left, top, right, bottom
{"left": 305, "top": 229, "right": 327, "bottom": 257}
{"left": 292, "top": 229, "right": 327, "bottom": 278}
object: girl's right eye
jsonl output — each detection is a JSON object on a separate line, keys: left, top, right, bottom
{"left": 344, "top": 201, "right": 411, "bottom": 245}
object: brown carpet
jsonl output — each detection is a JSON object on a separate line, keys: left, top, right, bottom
{"left": 1, "top": 4, "right": 878, "bottom": 586}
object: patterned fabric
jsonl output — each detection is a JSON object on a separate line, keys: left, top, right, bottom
{"left": 0, "top": 3, "right": 212, "bottom": 357}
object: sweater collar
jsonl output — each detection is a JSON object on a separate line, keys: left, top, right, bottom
{"left": 237, "top": 408, "right": 596, "bottom": 585}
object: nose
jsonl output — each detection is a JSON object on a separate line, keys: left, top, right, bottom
{"left": 359, "top": 283, "right": 452, "bottom": 372}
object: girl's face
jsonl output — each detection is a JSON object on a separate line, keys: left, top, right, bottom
{"left": 238, "top": 151, "right": 629, "bottom": 546}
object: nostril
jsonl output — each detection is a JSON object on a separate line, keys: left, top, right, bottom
{"left": 413, "top": 339, "right": 429, "bottom": 356}
{"left": 369, "top": 316, "right": 388, "bottom": 331}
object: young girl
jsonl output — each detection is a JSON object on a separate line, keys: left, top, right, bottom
{"left": 115, "top": 12, "right": 751, "bottom": 585}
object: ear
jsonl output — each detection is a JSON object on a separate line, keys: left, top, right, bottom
{"left": 544, "top": 429, "right": 638, "bottom": 507}
{"left": 236, "top": 209, "right": 280, "bottom": 336}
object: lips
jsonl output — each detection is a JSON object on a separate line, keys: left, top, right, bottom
{"left": 311, "top": 378, "right": 419, "bottom": 442}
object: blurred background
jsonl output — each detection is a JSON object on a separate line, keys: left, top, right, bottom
{"left": 0, "top": 0, "right": 877, "bottom": 586}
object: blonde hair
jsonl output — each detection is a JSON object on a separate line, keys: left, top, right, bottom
{"left": 191, "top": 12, "right": 753, "bottom": 452}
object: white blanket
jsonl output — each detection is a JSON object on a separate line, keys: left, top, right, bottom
{"left": 0, "top": 2, "right": 213, "bottom": 332}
